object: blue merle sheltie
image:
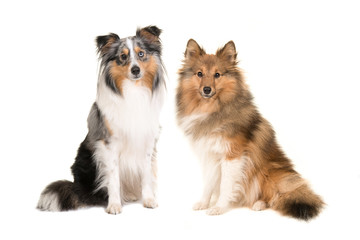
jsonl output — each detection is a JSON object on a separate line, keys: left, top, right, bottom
{"left": 37, "top": 26, "right": 166, "bottom": 214}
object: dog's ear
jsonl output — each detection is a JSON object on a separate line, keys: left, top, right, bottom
{"left": 216, "top": 41, "right": 237, "bottom": 63}
{"left": 185, "top": 39, "right": 205, "bottom": 60}
{"left": 96, "top": 33, "right": 120, "bottom": 55}
{"left": 137, "top": 25, "right": 162, "bottom": 44}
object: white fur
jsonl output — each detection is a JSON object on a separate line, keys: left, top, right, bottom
{"left": 206, "top": 157, "right": 247, "bottom": 215}
{"left": 178, "top": 113, "right": 208, "bottom": 134}
{"left": 252, "top": 200, "right": 266, "bottom": 211}
{"left": 249, "top": 176, "right": 261, "bottom": 205}
{"left": 126, "top": 38, "right": 142, "bottom": 80}
{"left": 181, "top": 117, "right": 259, "bottom": 215}
{"left": 95, "top": 73, "right": 165, "bottom": 213}
{"left": 191, "top": 136, "right": 225, "bottom": 210}
{"left": 37, "top": 192, "right": 60, "bottom": 212}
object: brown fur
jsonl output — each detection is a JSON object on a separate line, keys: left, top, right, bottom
{"left": 139, "top": 28, "right": 159, "bottom": 44}
{"left": 137, "top": 55, "right": 158, "bottom": 90}
{"left": 176, "top": 39, "right": 324, "bottom": 221}
{"left": 110, "top": 61, "right": 128, "bottom": 94}
{"left": 109, "top": 49, "right": 157, "bottom": 93}
{"left": 103, "top": 117, "right": 113, "bottom": 137}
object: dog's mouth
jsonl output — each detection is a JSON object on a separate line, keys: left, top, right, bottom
{"left": 201, "top": 92, "right": 215, "bottom": 98}
{"left": 129, "top": 74, "right": 142, "bottom": 80}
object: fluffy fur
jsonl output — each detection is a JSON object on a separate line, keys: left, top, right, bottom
{"left": 37, "top": 26, "right": 166, "bottom": 214}
{"left": 176, "top": 39, "right": 324, "bottom": 221}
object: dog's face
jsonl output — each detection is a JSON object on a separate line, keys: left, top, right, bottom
{"left": 177, "top": 39, "right": 242, "bottom": 115}
{"left": 177, "top": 39, "right": 245, "bottom": 115}
{"left": 96, "top": 26, "right": 162, "bottom": 94}
{"left": 180, "top": 39, "right": 239, "bottom": 100}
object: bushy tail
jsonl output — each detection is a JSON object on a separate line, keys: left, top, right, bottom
{"left": 37, "top": 180, "right": 80, "bottom": 212}
{"left": 272, "top": 183, "right": 324, "bottom": 221}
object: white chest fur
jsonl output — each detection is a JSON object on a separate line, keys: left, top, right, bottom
{"left": 94, "top": 78, "right": 165, "bottom": 203}
{"left": 97, "top": 79, "right": 163, "bottom": 148}
{"left": 179, "top": 114, "right": 228, "bottom": 160}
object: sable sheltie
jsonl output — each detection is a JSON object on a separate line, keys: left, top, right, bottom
{"left": 37, "top": 26, "right": 166, "bottom": 214}
{"left": 176, "top": 39, "right": 324, "bottom": 220}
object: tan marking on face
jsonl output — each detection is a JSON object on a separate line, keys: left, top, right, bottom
{"left": 110, "top": 61, "right": 129, "bottom": 94}
{"left": 134, "top": 46, "right": 145, "bottom": 55}
{"left": 121, "top": 48, "right": 129, "bottom": 58}
{"left": 137, "top": 55, "right": 157, "bottom": 91}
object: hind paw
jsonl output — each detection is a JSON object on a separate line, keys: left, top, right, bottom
{"left": 252, "top": 200, "right": 267, "bottom": 211}
{"left": 106, "top": 203, "right": 122, "bottom": 215}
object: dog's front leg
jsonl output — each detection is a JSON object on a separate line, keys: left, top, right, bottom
{"left": 193, "top": 159, "right": 221, "bottom": 211}
{"left": 142, "top": 140, "right": 158, "bottom": 209}
{"left": 105, "top": 160, "right": 122, "bottom": 214}
{"left": 95, "top": 140, "right": 122, "bottom": 214}
{"left": 206, "top": 157, "right": 245, "bottom": 215}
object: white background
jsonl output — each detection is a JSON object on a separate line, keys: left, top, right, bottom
{"left": 1, "top": 0, "right": 359, "bottom": 239}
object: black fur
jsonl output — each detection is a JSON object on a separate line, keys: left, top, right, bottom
{"left": 243, "top": 112, "right": 262, "bottom": 141}
{"left": 40, "top": 180, "right": 79, "bottom": 211}
{"left": 284, "top": 201, "right": 320, "bottom": 221}
{"left": 71, "top": 137, "right": 108, "bottom": 207}
{"left": 153, "top": 74, "right": 161, "bottom": 91}
{"left": 136, "top": 26, "right": 162, "bottom": 55}
{"left": 105, "top": 69, "right": 119, "bottom": 94}
{"left": 96, "top": 33, "right": 120, "bottom": 56}
{"left": 37, "top": 137, "right": 108, "bottom": 212}
{"left": 96, "top": 34, "right": 121, "bottom": 68}
{"left": 141, "top": 25, "right": 161, "bottom": 37}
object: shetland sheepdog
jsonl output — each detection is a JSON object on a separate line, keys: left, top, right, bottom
{"left": 176, "top": 39, "right": 324, "bottom": 220}
{"left": 37, "top": 26, "right": 166, "bottom": 214}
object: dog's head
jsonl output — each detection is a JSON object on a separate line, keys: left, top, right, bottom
{"left": 180, "top": 39, "right": 240, "bottom": 97}
{"left": 177, "top": 39, "right": 243, "bottom": 114}
{"left": 96, "top": 26, "right": 162, "bottom": 94}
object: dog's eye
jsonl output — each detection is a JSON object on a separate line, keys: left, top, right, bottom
{"left": 121, "top": 54, "right": 127, "bottom": 60}
{"left": 138, "top": 51, "right": 144, "bottom": 57}
{"left": 214, "top": 73, "right": 220, "bottom": 78}
{"left": 197, "top": 72, "right": 203, "bottom": 77}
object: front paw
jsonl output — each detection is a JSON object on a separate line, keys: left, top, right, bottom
{"left": 106, "top": 203, "right": 122, "bottom": 215}
{"left": 143, "top": 198, "right": 158, "bottom": 209}
{"left": 193, "top": 201, "right": 209, "bottom": 211}
{"left": 206, "top": 206, "right": 226, "bottom": 215}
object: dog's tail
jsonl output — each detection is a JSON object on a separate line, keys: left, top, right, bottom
{"left": 272, "top": 180, "right": 324, "bottom": 221}
{"left": 37, "top": 180, "right": 80, "bottom": 211}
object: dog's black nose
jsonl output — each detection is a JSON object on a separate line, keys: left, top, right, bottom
{"left": 203, "top": 87, "right": 212, "bottom": 95}
{"left": 131, "top": 66, "right": 140, "bottom": 76}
